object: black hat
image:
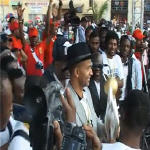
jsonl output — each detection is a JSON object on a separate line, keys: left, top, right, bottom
{"left": 53, "top": 36, "right": 71, "bottom": 61}
{"left": 66, "top": 42, "right": 91, "bottom": 69}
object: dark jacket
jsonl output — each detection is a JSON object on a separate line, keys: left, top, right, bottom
{"left": 89, "top": 76, "right": 107, "bottom": 121}
{"left": 40, "top": 64, "right": 56, "bottom": 88}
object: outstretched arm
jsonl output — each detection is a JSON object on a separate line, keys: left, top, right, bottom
{"left": 55, "top": 0, "right": 63, "bottom": 21}
{"left": 17, "top": 4, "right": 26, "bottom": 49}
{"left": 45, "top": 0, "right": 53, "bottom": 38}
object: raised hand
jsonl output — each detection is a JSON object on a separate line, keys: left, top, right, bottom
{"left": 17, "top": 4, "right": 25, "bottom": 19}
{"left": 49, "top": 0, "right": 53, "bottom": 6}
{"left": 59, "top": 0, "right": 63, "bottom": 7}
{"left": 60, "top": 88, "right": 76, "bottom": 123}
{"left": 83, "top": 125, "right": 102, "bottom": 150}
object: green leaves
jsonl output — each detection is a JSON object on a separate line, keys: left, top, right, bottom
{"left": 89, "top": 1, "right": 108, "bottom": 23}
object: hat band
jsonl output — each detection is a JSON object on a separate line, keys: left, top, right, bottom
{"left": 67, "top": 53, "right": 91, "bottom": 69}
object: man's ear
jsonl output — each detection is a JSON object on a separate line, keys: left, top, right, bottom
{"left": 74, "top": 67, "right": 79, "bottom": 78}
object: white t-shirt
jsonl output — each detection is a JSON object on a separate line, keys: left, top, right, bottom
{"left": 0, "top": 116, "right": 32, "bottom": 150}
{"left": 102, "top": 53, "right": 124, "bottom": 80}
{"left": 102, "top": 142, "right": 141, "bottom": 150}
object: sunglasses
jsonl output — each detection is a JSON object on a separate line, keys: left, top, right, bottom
{"left": 92, "top": 64, "right": 103, "bottom": 70}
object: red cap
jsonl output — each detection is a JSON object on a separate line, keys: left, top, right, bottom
{"left": 28, "top": 27, "right": 38, "bottom": 38}
{"left": 132, "top": 29, "right": 145, "bottom": 40}
{"left": 9, "top": 20, "right": 19, "bottom": 31}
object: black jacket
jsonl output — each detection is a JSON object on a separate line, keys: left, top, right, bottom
{"left": 89, "top": 76, "right": 107, "bottom": 121}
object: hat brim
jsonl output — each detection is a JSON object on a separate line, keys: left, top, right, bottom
{"left": 64, "top": 53, "right": 92, "bottom": 71}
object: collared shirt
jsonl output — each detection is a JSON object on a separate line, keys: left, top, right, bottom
{"left": 120, "top": 55, "right": 142, "bottom": 101}
{"left": 78, "top": 25, "right": 86, "bottom": 43}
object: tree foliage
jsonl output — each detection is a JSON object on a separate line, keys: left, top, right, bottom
{"left": 89, "top": 1, "right": 108, "bottom": 23}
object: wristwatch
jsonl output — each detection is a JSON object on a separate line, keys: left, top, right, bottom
{"left": 64, "top": 122, "right": 77, "bottom": 136}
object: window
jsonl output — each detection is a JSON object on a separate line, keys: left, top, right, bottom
{"left": 111, "top": 0, "right": 128, "bottom": 11}
{"left": 145, "top": 1, "right": 150, "bottom": 11}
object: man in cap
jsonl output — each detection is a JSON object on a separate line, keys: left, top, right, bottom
{"left": 23, "top": 27, "right": 46, "bottom": 76}
{"left": 133, "top": 28, "right": 146, "bottom": 61}
{"left": 88, "top": 52, "right": 107, "bottom": 121}
{"left": 66, "top": 42, "right": 105, "bottom": 141}
{"left": 8, "top": 18, "right": 28, "bottom": 71}
{"left": 8, "top": 17, "right": 23, "bottom": 52}
{"left": 41, "top": 36, "right": 71, "bottom": 88}
{"left": 132, "top": 28, "right": 149, "bottom": 92}
{"left": 16, "top": 5, "right": 46, "bottom": 76}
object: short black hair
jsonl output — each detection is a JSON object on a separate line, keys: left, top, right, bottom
{"left": 120, "top": 35, "right": 135, "bottom": 50}
{"left": 122, "top": 90, "right": 150, "bottom": 130}
{"left": 81, "top": 17, "right": 88, "bottom": 22}
{"left": 99, "top": 27, "right": 108, "bottom": 34}
{"left": 105, "top": 30, "right": 119, "bottom": 45}
{"left": 91, "top": 52, "right": 101, "bottom": 63}
{"left": 8, "top": 16, "right": 15, "bottom": 23}
{"left": 0, "top": 55, "right": 16, "bottom": 71}
{"left": 120, "top": 35, "right": 130, "bottom": 45}
{"left": 89, "top": 31, "right": 100, "bottom": 41}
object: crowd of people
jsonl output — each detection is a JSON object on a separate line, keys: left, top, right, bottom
{"left": 1, "top": 0, "right": 150, "bottom": 150}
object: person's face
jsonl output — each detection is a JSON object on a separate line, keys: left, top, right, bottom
{"left": 82, "top": 21, "right": 88, "bottom": 29}
{"left": 92, "top": 67, "right": 101, "bottom": 82}
{"left": 13, "top": 76, "right": 26, "bottom": 104}
{"left": 76, "top": 59, "right": 93, "bottom": 87}
{"left": 0, "top": 79, "right": 13, "bottom": 130}
{"left": 106, "top": 39, "right": 118, "bottom": 58}
{"left": 92, "top": 55, "right": 102, "bottom": 82}
{"left": 29, "top": 36, "right": 39, "bottom": 47}
{"left": 136, "top": 39, "right": 143, "bottom": 49}
{"left": 120, "top": 39, "right": 131, "bottom": 58}
{"left": 86, "top": 29, "right": 93, "bottom": 43}
{"left": 89, "top": 37, "right": 100, "bottom": 53}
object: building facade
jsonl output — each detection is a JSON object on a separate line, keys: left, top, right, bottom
{"left": 0, "top": 0, "right": 149, "bottom": 26}
{"left": 0, "top": 0, "right": 111, "bottom": 22}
